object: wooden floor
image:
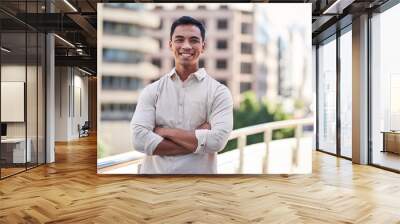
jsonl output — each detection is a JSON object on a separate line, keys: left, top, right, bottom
{"left": 1, "top": 135, "right": 400, "bottom": 223}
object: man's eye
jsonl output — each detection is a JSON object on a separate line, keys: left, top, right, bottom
{"left": 175, "top": 39, "right": 183, "bottom": 42}
{"left": 190, "top": 39, "right": 200, "bottom": 43}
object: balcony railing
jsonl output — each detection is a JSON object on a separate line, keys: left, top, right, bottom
{"left": 97, "top": 117, "right": 314, "bottom": 173}
{"left": 228, "top": 117, "right": 314, "bottom": 173}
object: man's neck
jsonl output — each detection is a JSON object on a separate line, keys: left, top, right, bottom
{"left": 175, "top": 64, "right": 198, "bottom": 82}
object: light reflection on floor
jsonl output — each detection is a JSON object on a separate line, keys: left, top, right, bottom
{"left": 99, "top": 136, "right": 313, "bottom": 174}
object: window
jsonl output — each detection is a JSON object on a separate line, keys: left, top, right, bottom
{"left": 216, "top": 39, "right": 228, "bottom": 50}
{"left": 151, "top": 58, "right": 162, "bottom": 68}
{"left": 158, "top": 19, "right": 163, "bottom": 30}
{"left": 103, "top": 21, "right": 143, "bottom": 37}
{"left": 371, "top": 3, "right": 400, "bottom": 171}
{"left": 103, "top": 48, "right": 144, "bottom": 63}
{"left": 199, "top": 59, "right": 205, "bottom": 68}
{"left": 102, "top": 76, "right": 143, "bottom": 90}
{"left": 198, "top": 5, "right": 207, "bottom": 10}
{"left": 101, "top": 103, "right": 137, "bottom": 121}
{"left": 240, "top": 62, "right": 252, "bottom": 74}
{"left": 158, "top": 39, "right": 162, "bottom": 49}
{"left": 240, "top": 82, "right": 252, "bottom": 93}
{"left": 217, "top": 79, "right": 227, "bottom": 86}
{"left": 219, "top": 5, "right": 228, "bottom": 10}
{"left": 241, "top": 23, "right": 252, "bottom": 34}
{"left": 339, "top": 29, "right": 352, "bottom": 158}
{"left": 217, "top": 19, "right": 228, "bottom": 30}
{"left": 216, "top": 59, "right": 227, "bottom": 69}
{"left": 171, "top": 59, "right": 175, "bottom": 68}
{"left": 199, "top": 19, "right": 206, "bottom": 28}
{"left": 241, "top": 42, "right": 252, "bottom": 54}
{"left": 317, "top": 37, "right": 337, "bottom": 155}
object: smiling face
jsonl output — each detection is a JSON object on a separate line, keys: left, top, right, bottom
{"left": 169, "top": 24, "right": 205, "bottom": 68}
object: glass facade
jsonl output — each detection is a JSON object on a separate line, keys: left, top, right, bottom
{"left": 339, "top": 29, "right": 352, "bottom": 158}
{"left": 317, "top": 36, "right": 337, "bottom": 154}
{"left": 0, "top": 1, "right": 46, "bottom": 179}
{"left": 371, "top": 3, "right": 400, "bottom": 171}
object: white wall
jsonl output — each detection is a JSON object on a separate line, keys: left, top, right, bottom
{"left": 55, "top": 67, "right": 89, "bottom": 141}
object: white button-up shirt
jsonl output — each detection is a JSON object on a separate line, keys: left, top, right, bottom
{"left": 131, "top": 68, "right": 233, "bottom": 174}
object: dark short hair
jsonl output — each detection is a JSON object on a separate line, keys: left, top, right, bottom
{"left": 170, "top": 16, "right": 206, "bottom": 41}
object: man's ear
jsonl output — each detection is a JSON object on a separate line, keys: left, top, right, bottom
{"left": 201, "top": 42, "right": 206, "bottom": 53}
{"left": 169, "top": 40, "right": 172, "bottom": 50}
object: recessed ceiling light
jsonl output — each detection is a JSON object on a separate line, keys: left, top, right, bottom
{"left": 63, "top": 0, "right": 78, "bottom": 12}
{"left": 54, "top": 34, "right": 75, "bottom": 48}
{"left": 1, "top": 47, "right": 11, "bottom": 53}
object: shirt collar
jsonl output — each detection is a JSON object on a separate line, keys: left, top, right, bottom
{"left": 167, "top": 67, "right": 207, "bottom": 81}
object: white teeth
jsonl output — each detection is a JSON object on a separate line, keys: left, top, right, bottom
{"left": 182, "top": 54, "right": 191, "bottom": 57}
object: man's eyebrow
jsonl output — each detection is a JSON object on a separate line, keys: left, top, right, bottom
{"left": 174, "top": 35, "right": 185, "bottom": 39}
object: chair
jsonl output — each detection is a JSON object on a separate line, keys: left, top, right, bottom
{"left": 79, "top": 121, "right": 90, "bottom": 138}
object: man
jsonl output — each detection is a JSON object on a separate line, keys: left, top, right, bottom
{"left": 131, "top": 16, "right": 233, "bottom": 174}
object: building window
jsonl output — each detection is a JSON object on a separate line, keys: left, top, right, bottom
{"left": 199, "top": 59, "right": 205, "bottom": 68}
{"left": 101, "top": 103, "right": 137, "bottom": 121}
{"left": 241, "top": 42, "right": 252, "bottom": 54}
{"left": 216, "top": 39, "right": 228, "bottom": 50}
{"left": 103, "top": 21, "right": 143, "bottom": 37}
{"left": 102, "top": 76, "right": 143, "bottom": 90}
{"left": 151, "top": 58, "right": 162, "bottom": 68}
{"left": 103, "top": 48, "right": 144, "bottom": 63}
{"left": 199, "top": 19, "right": 207, "bottom": 28}
{"left": 240, "top": 82, "right": 252, "bottom": 93}
{"left": 171, "top": 59, "right": 175, "bottom": 68}
{"left": 219, "top": 5, "right": 228, "bottom": 10}
{"left": 217, "top": 79, "right": 227, "bottom": 86}
{"left": 241, "top": 22, "right": 252, "bottom": 34}
{"left": 158, "top": 19, "right": 163, "bottom": 30}
{"left": 217, "top": 19, "right": 228, "bottom": 30}
{"left": 240, "top": 62, "right": 252, "bottom": 74}
{"left": 216, "top": 59, "right": 227, "bottom": 70}
{"left": 198, "top": 5, "right": 207, "bottom": 10}
{"left": 158, "top": 38, "right": 162, "bottom": 49}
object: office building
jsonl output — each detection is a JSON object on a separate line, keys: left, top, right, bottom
{"left": 98, "top": 3, "right": 160, "bottom": 157}
{"left": 148, "top": 4, "right": 256, "bottom": 107}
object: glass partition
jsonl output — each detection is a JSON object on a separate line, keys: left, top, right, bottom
{"left": 339, "top": 28, "right": 352, "bottom": 158}
{"left": 1, "top": 30, "right": 28, "bottom": 177}
{"left": 0, "top": 1, "right": 46, "bottom": 179}
{"left": 317, "top": 36, "right": 337, "bottom": 155}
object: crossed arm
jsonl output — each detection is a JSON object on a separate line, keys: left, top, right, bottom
{"left": 152, "top": 122, "right": 210, "bottom": 156}
{"left": 131, "top": 83, "right": 233, "bottom": 157}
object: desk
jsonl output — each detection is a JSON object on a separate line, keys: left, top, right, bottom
{"left": 1, "top": 138, "right": 31, "bottom": 163}
{"left": 381, "top": 131, "right": 400, "bottom": 154}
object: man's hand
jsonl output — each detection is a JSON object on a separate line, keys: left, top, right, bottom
{"left": 197, "top": 122, "right": 211, "bottom": 130}
{"left": 154, "top": 126, "right": 170, "bottom": 138}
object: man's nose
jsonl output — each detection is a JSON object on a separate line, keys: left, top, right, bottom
{"left": 182, "top": 40, "right": 191, "bottom": 49}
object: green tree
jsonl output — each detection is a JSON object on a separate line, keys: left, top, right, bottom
{"left": 220, "top": 92, "right": 294, "bottom": 154}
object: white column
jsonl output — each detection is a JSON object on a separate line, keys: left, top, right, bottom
{"left": 352, "top": 14, "right": 369, "bottom": 164}
{"left": 46, "top": 33, "right": 55, "bottom": 163}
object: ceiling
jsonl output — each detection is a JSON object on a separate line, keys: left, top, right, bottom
{"left": 0, "top": 0, "right": 394, "bottom": 75}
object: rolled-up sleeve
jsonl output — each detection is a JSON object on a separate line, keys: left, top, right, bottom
{"left": 194, "top": 85, "right": 233, "bottom": 154}
{"left": 131, "top": 85, "right": 163, "bottom": 156}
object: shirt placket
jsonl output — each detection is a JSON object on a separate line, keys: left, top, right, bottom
{"left": 177, "top": 80, "right": 185, "bottom": 128}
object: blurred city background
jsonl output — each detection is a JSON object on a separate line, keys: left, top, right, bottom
{"left": 97, "top": 3, "right": 312, "bottom": 172}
